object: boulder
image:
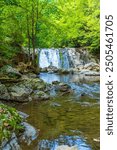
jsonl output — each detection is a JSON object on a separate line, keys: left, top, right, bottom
{"left": 0, "top": 65, "right": 22, "bottom": 78}
{"left": 2, "top": 122, "right": 38, "bottom": 148}
{"left": 2, "top": 133, "right": 21, "bottom": 150}
{"left": 32, "top": 91, "right": 50, "bottom": 100}
{"left": 7, "top": 77, "right": 48, "bottom": 102}
{"left": 26, "top": 73, "right": 37, "bottom": 78}
{"left": 58, "top": 69, "right": 69, "bottom": 74}
{"left": 40, "top": 67, "right": 47, "bottom": 72}
{"left": 8, "top": 84, "right": 32, "bottom": 102}
{"left": 58, "top": 83, "right": 71, "bottom": 92}
{"left": 18, "top": 111, "right": 29, "bottom": 119}
{"left": 83, "top": 62, "right": 99, "bottom": 72}
{"left": 47, "top": 66, "right": 59, "bottom": 73}
{"left": 26, "top": 78, "right": 46, "bottom": 91}
{"left": 0, "top": 74, "right": 50, "bottom": 102}
{"left": 21, "top": 122, "right": 38, "bottom": 145}
{"left": 52, "top": 81, "right": 60, "bottom": 85}
{"left": 17, "top": 62, "right": 41, "bottom": 74}
{"left": 54, "top": 82, "right": 73, "bottom": 95}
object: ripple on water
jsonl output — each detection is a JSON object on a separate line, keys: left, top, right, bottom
{"left": 39, "top": 73, "right": 100, "bottom": 100}
{"left": 38, "top": 135, "right": 91, "bottom": 150}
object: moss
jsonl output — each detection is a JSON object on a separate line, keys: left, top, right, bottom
{"left": 0, "top": 104, "right": 24, "bottom": 144}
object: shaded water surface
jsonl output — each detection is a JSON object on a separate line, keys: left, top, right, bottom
{"left": 15, "top": 73, "right": 100, "bottom": 150}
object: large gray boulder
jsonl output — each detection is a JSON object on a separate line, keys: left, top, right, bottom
{"left": 2, "top": 133, "right": 21, "bottom": 150}
{"left": 32, "top": 91, "right": 50, "bottom": 100}
{"left": 53, "top": 82, "right": 73, "bottom": 96}
{"left": 55, "top": 82, "right": 71, "bottom": 92}
{"left": 5, "top": 77, "right": 49, "bottom": 102}
{"left": 21, "top": 77, "right": 46, "bottom": 91}
{"left": 21, "top": 122, "right": 38, "bottom": 145}
{"left": 0, "top": 65, "right": 22, "bottom": 78}
{"left": 8, "top": 84, "right": 32, "bottom": 102}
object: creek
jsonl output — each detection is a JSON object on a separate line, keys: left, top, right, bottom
{"left": 14, "top": 48, "right": 100, "bottom": 150}
{"left": 14, "top": 72, "right": 100, "bottom": 150}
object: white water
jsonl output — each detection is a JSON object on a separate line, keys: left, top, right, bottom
{"left": 38, "top": 49, "right": 70, "bottom": 69}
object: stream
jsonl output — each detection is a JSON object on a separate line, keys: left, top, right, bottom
{"left": 14, "top": 73, "right": 100, "bottom": 150}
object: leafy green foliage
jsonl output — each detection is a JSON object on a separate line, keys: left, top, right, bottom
{"left": 0, "top": 104, "right": 23, "bottom": 143}
{"left": 0, "top": 0, "right": 100, "bottom": 63}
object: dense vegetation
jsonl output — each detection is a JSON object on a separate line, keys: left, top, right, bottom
{"left": 0, "top": 0, "right": 100, "bottom": 65}
{"left": 0, "top": 104, "right": 23, "bottom": 143}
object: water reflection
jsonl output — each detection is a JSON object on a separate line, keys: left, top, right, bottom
{"left": 39, "top": 73, "right": 100, "bottom": 100}
{"left": 14, "top": 73, "right": 100, "bottom": 150}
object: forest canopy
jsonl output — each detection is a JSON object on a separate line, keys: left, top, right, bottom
{"left": 0, "top": 0, "right": 100, "bottom": 61}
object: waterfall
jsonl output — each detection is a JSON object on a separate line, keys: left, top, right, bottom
{"left": 38, "top": 48, "right": 92, "bottom": 69}
{"left": 38, "top": 49, "right": 70, "bottom": 69}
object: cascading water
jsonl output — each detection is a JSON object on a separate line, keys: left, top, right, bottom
{"left": 38, "top": 49, "right": 70, "bottom": 69}
{"left": 38, "top": 48, "right": 92, "bottom": 69}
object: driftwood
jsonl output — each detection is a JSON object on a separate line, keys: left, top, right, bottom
{"left": 0, "top": 78, "right": 23, "bottom": 84}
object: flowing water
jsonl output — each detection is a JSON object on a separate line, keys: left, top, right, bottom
{"left": 14, "top": 48, "right": 100, "bottom": 150}
{"left": 14, "top": 73, "right": 100, "bottom": 150}
{"left": 38, "top": 49, "right": 70, "bottom": 69}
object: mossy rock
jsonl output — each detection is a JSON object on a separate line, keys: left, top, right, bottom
{"left": 0, "top": 65, "right": 22, "bottom": 79}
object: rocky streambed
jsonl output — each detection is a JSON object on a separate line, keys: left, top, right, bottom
{"left": 0, "top": 64, "right": 100, "bottom": 150}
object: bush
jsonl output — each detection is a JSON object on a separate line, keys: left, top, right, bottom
{"left": 0, "top": 104, "right": 24, "bottom": 144}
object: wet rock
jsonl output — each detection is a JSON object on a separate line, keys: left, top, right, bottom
{"left": 26, "top": 73, "right": 37, "bottom": 78}
{"left": 56, "top": 145, "right": 78, "bottom": 150}
{"left": 0, "top": 65, "right": 22, "bottom": 78}
{"left": 41, "top": 67, "right": 47, "bottom": 72}
{"left": 2, "top": 133, "right": 21, "bottom": 150}
{"left": 52, "top": 81, "right": 60, "bottom": 85}
{"left": 18, "top": 111, "right": 29, "bottom": 119}
{"left": 8, "top": 84, "right": 32, "bottom": 102}
{"left": 32, "top": 91, "right": 50, "bottom": 100}
{"left": 47, "top": 66, "right": 59, "bottom": 73}
{"left": 0, "top": 75, "right": 50, "bottom": 102}
{"left": 1, "top": 115, "right": 38, "bottom": 149}
{"left": 0, "top": 82, "right": 10, "bottom": 100}
{"left": 38, "top": 135, "right": 91, "bottom": 150}
{"left": 58, "top": 83, "right": 71, "bottom": 92}
{"left": 53, "top": 82, "right": 73, "bottom": 95}
{"left": 83, "top": 62, "right": 99, "bottom": 71}
{"left": 79, "top": 70, "right": 100, "bottom": 76}
{"left": 58, "top": 69, "right": 69, "bottom": 74}
{"left": 21, "top": 122, "right": 38, "bottom": 145}
{"left": 23, "top": 78, "right": 46, "bottom": 91}
{"left": 81, "top": 93, "right": 86, "bottom": 96}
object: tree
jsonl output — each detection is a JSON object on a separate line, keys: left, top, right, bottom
{"left": 0, "top": 0, "right": 100, "bottom": 66}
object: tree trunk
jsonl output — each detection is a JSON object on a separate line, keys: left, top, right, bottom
{"left": 27, "top": 14, "right": 31, "bottom": 63}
